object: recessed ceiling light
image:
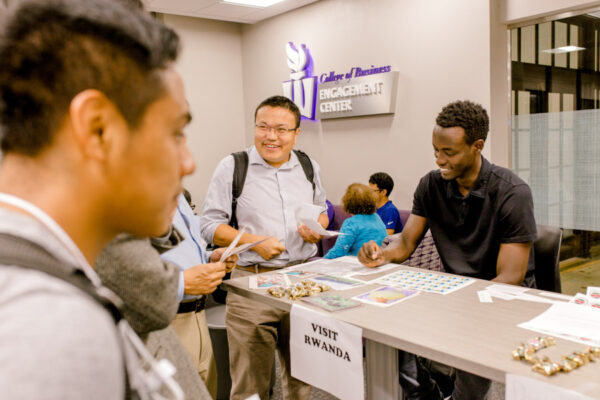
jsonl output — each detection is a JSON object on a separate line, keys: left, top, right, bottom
{"left": 222, "top": 0, "right": 285, "bottom": 7}
{"left": 542, "top": 46, "right": 585, "bottom": 54}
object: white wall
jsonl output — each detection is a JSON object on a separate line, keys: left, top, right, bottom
{"left": 240, "top": 0, "right": 491, "bottom": 207}
{"left": 500, "top": 0, "right": 600, "bottom": 24}
{"left": 163, "top": 0, "right": 600, "bottom": 209}
{"left": 162, "top": 15, "right": 246, "bottom": 204}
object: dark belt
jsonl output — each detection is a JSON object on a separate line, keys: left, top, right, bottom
{"left": 177, "top": 296, "right": 206, "bottom": 314}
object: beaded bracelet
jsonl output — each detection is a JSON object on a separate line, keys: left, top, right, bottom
{"left": 512, "top": 336, "right": 600, "bottom": 376}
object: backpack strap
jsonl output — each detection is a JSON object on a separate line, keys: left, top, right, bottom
{"left": 293, "top": 149, "right": 315, "bottom": 192}
{"left": 230, "top": 151, "right": 249, "bottom": 229}
{"left": 0, "top": 233, "right": 123, "bottom": 322}
{"left": 229, "top": 149, "right": 315, "bottom": 229}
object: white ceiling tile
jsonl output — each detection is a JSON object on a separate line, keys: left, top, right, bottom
{"left": 196, "top": 3, "right": 259, "bottom": 18}
{"left": 148, "top": 0, "right": 319, "bottom": 24}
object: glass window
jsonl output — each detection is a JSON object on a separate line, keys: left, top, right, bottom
{"left": 511, "top": 13, "right": 600, "bottom": 294}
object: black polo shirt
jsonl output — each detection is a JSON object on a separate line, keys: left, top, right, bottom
{"left": 412, "top": 156, "right": 537, "bottom": 280}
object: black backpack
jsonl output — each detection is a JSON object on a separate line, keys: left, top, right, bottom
{"left": 211, "top": 149, "right": 316, "bottom": 304}
{"left": 229, "top": 149, "right": 315, "bottom": 229}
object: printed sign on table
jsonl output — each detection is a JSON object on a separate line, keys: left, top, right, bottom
{"left": 290, "top": 304, "right": 363, "bottom": 400}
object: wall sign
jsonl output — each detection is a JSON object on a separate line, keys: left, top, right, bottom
{"left": 282, "top": 42, "right": 398, "bottom": 120}
{"left": 316, "top": 71, "right": 398, "bottom": 119}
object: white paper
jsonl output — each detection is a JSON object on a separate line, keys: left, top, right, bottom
{"left": 506, "top": 373, "right": 596, "bottom": 400}
{"left": 219, "top": 228, "right": 245, "bottom": 262}
{"left": 487, "top": 290, "right": 516, "bottom": 301}
{"left": 538, "top": 292, "right": 573, "bottom": 301}
{"left": 227, "top": 237, "right": 270, "bottom": 258}
{"left": 295, "top": 203, "right": 323, "bottom": 224}
{"left": 518, "top": 302, "right": 600, "bottom": 344}
{"left": 290, "top": 304, "right": 364, "bottom": 400}
{"left": 512, "top": 293, "right": 557, "bottom": 304}
{"left": 310, "top": 275, "right": 364, "bottom": 291}
{"left": 299, "top": 217, "right": 342, "bottom": 237}
{"left": 522, "top": 326, "right": 600, "bottom": 347}
{"left": 284, "top": 257, "right": 376, "bottom": 277}
{"left": 586, "top": 286, "right": 600, "bottom": 299}
{"left": 486, "top": 284, "right": 529, "bottom": 295}
{"left": 477, "top": 290, "right": 493, "bottom": 303}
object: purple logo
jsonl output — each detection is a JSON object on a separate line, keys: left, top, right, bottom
{"left": 282, "top": 42, "right": 318, "bottom": 120}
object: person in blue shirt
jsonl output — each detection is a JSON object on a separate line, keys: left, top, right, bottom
{"left": 160, "top": 191, "right": 237, "bottom": 398}
{"left": 324, "top": 183, "right": 388, "bottom": 258}
{"left": 369, "top": 172, "right": 404, "bottom": 235}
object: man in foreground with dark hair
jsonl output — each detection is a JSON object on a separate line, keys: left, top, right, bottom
{"left": 359, "top": 100, "right": 537, "bottom": 400}
{"left": 199, "top": 95, "right": 328, "bottom": 399}
{"left": 369, "top": 171, "right": 404, "bottom": 234}
{"left": 0, "top": 0, "right": 195, "bottom": 398}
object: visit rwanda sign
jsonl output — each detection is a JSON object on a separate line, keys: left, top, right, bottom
{"left": 290, "top": 304, "right": 363, "bottom": 400}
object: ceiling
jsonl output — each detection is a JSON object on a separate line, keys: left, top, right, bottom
{"left": 144, "top": 0, "right": 318, "bottom": 24}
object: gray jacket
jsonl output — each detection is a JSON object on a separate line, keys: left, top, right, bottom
{"left": 95, "top": 232, "right": 212, "bottom": 400}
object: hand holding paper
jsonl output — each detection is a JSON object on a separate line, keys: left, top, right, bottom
{"left": 219, "top": 228, "right": 245, "bottom": 262}
{"left": 299, "top": 218, "right": 343, "bottom": 237}
{"left": 295, "top": 203, "right": 324, "bottom": 224}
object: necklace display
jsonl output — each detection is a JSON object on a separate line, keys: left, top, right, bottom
{"left": 512, "top": 336, "right": 600, "bottom": 376}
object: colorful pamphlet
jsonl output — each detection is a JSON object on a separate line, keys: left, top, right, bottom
{"left": 302, "top": 293, "right": 362, "bottom": 312}
{"left": 352, "top": 286, "right": 419, "bottom": 307}
{"left": 249, "top": 274, "right": 291, "bottom": 289}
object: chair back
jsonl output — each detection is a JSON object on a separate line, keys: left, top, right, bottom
{"left": 399, "top": 209, "right": 410, "bottom": 227}
{"left": 381, "top": 231, "right": 442, "bottom": 271}
{"left": 533, "top": 224, "right": 563, "bottom": 293}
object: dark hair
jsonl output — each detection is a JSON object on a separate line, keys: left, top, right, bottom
{"left": 0, "top": 0, "right": 180, "bottom": 155}
{"left": 369, "top": 172, "right": 394, "bottom": 197}
{"left": 115, "top": 0, "right": 145, "bottom": 10}
{"left": 342, "top": 183, "right": 377, "bottom": 215}
{"left": 254, "top": 95, "right": 301, "bottom": 129}
{"left": 435, "top": 100, "right": 489, "bottom": 144}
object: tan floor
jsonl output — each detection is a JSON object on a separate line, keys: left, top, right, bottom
{"left": 560, "top": 257, "right": 600, "bottom": 295}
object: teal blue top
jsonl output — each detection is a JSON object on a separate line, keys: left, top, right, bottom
{"left": 324, "top": 213, "right": 388, "bottom": 259}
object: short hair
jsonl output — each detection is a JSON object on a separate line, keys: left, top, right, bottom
{"left": 342, "top": 183, "right": 377, "bottom": 215}
{"left": 368, "top": 172, "right": 394, "bottom": 197}
{"left": 115, "top": 0, "right": 145, "bottom": 10}
{"left": 0, "top": 0, "right": 180, "bottom": 155}
{"left": 435, "top": 100, "right": 489, "bottom": 144}
{"left": 254, "top": 95, "right": 301, "bottom": 129}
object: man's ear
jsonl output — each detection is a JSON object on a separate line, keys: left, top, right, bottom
{"left": 381, "top": 188, "right": 388, "bottom": 198}
{"left": 68, "top": 89, "right": 115, "bottom": 161}
{"left": 473, "top": 139, "right": 485, "bottom": 153}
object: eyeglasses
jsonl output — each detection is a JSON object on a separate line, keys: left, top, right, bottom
{"left": 255, "top": 123, "right": 297, "bottom": 136}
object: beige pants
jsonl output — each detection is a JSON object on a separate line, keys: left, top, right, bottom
{"left": 170, "top": 309, "right": 218, "bottom": 399}
{"left": 226, "top": 268, "right": 312, "bottom": 400}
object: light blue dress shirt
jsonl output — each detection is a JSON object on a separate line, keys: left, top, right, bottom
{"left": 161, "top": 194, "right": 208, "bottom": 301}
{"left": 198, "top": 146, "right": 327, "bottom": 267}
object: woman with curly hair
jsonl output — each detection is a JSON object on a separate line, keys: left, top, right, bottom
{"left": 324, "top": 183, "right": 388, "bottom": 259}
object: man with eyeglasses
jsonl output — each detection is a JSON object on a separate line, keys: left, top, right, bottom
{"left": 199, "top": 95, "right": 328, "bottom": 400}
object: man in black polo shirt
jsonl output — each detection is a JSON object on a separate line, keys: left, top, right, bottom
{"left": 358, "top": 100, "right": 536, "bottom": 400}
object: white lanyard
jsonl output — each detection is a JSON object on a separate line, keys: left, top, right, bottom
{"left": 0, "top": 192, "right": 100, "bottom": 286}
